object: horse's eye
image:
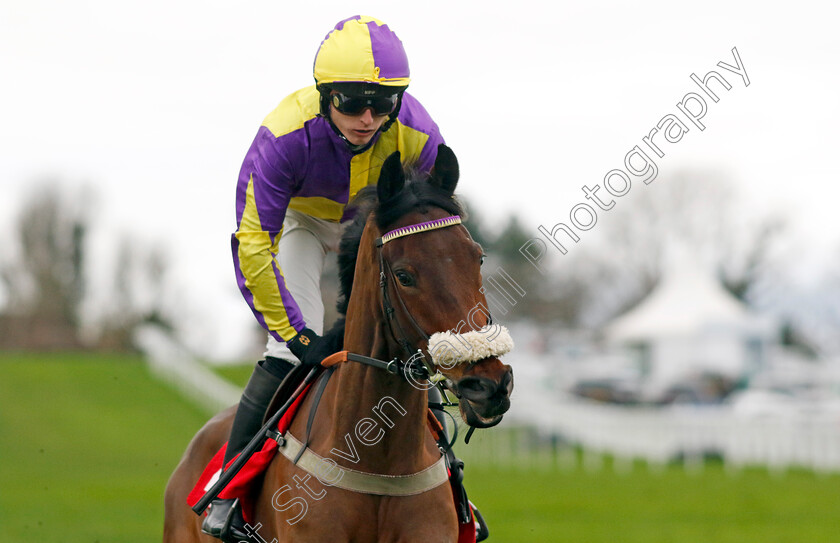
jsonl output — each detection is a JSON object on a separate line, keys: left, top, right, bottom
{"left": 395, "top": 270, "right": 416, "bottom": 287}
{"left": 480, "top": 254, "right": 487, "bottom": 266}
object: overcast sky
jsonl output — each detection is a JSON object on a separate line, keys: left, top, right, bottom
{"left": 2, "top": 1, "right": 838, "bottom": 358}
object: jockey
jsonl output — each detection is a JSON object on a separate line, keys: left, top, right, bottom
{"left": 202, "top": 15, "right": 487, "bottom": 542}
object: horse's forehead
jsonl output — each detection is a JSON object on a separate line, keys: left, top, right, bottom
{"left": 392, "top": 228, "right": 473, "bottom": 262}
{"left": 393, "top": 207, "right": 451, "bottom": 227}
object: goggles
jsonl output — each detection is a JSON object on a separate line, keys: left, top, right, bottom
{"left": 330, "top": 91, "right": 399, "bottom": 116}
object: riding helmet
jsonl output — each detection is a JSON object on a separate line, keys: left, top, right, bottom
{"left": 313, "top": 16, "right": 410, "bottom": 132}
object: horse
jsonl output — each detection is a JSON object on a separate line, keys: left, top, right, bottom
{"left": 163, "top": 145, "right": 514, "bottom": 542}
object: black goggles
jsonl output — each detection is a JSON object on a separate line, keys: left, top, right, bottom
{"left": 330, "top": 92, "right": 399, "bottom": 116}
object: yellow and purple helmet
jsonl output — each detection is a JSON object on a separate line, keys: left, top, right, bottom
{"left": 313, "top": 16, "right": 412, "bottom": 143}
{"left": 314, "top": 15, "right": 411, "bottom": 90}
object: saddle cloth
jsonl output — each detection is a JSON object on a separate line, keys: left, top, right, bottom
{"left": 186, "top": 383, "right": 313, "bottom": 522}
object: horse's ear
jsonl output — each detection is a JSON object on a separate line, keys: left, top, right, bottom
{"left": 430, "top": 144, "right": 459, "bottom": 194}
{"left": 378, "top": 151, "right": 405, "bottom": 202}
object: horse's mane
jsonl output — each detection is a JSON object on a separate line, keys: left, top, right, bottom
{"left": 336, "top": 166, "right": 466, "bottom": 316}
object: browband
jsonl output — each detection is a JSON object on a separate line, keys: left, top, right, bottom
{"left": 376, "top": 215, "right": 462, "bottom": 246}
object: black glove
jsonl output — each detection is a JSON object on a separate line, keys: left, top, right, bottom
{"left": 287, "top": 320, "right": 344, "bottom": 367}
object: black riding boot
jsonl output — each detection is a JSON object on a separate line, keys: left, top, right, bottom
{"left": 428, "top": 387, "right": 490, "bottom": 542}
{"left": 202, "top": 357, "right": 294, "bottom": 543}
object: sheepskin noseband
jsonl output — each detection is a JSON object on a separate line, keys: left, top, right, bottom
{"left": 427, "top": 325, "right": 514, "bottom": 367}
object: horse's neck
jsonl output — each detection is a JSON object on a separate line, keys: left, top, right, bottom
{"left": 321, "top": 240, "right": 437, "bottom": 474}
{"left": 327, "top": 361, "right": 434, "bottom": 474}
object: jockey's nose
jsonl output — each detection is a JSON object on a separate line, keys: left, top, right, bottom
{"left": 359, "top": 108, "right": 375, "bottom": 124}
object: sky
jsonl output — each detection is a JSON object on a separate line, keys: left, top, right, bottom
{"left": 2, "top": 1, "right": 839, "bottom": 359}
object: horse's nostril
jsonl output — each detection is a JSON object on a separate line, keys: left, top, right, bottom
{"left": 459, "top": 378, "right": 484, "bottom": 393}
{"left": 503, "top": 368, "right": 514, "bottom": 396}
{"left": 457, "top": 377, "right": 493, "bottom": 400}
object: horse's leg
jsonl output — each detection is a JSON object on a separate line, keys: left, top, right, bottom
{"left": 163, "top": 406, "right": 236, "bottom": 543}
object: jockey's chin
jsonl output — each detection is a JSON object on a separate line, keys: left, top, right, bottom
{"left": 330, "top": 106, "right": 388, "bottom": 146}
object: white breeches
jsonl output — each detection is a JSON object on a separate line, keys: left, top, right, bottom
{"left": 264, "top": 209, "right": 343, "bottom": 361}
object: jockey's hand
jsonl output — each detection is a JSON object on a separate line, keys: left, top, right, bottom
{"left": 287, "top": 320, "right": 344, "bottom": 367}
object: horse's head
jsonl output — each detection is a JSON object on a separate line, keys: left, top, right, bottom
{"left": 341, "top": 145, "right": 514, "bottom": 429}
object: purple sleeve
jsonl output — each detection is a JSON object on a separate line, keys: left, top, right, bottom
{"left": 235, "top": 126, "right": 301, "bottom": 234}
{"left": 232, "top": 126, "right": 308, "bottom": 342}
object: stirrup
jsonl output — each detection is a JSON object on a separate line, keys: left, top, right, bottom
{"left": 201, "top": 498, "right": 251, "bottom": 542}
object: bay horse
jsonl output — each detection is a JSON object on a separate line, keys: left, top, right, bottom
{"left": 163, "top": 145, "right": 514, "bottom": 542}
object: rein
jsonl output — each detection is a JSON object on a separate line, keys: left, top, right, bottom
{"left": 321, "top": 350, "right": 438, "bottom": 382}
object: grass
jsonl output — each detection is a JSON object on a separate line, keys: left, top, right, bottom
{"left": 0, "top": 352, "right": 209, "bottom": 543}
{"left": 210, "top": 362, "right": 254, "bottom": 388}
{"left": 454, "top": 424, "right": 840, "bottom": 542}
{"left": 465, "top": 464, "right": 840, "bottom": 542}
{"left": 1, "top": 352, "right": 839, "bottom": 542}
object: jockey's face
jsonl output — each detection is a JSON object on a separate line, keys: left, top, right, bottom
{"left": 329, "top": 103, "right": 389, "bottom": 146}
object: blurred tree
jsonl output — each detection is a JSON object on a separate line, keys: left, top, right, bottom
{"left": 717, "top": 216, "right": 787, "bottom": 302}
{"left": 0, "top": 183, "right": 173, "bottom": 351}
{"left": 591, "top": 169, "right": 788, "bottom": 324}
{"left": 458, "top": 196, "right": 494, "bottom": 250}
{"left": 488, "top": 215, "right": 536, "bottom": 284}
{"left": 93, "top": 237, "right": 174, "bottom": 351}
{"left": 0, "top": 184, "right": 89, "bottom": 349}
{"left": 469, "top": 212, "right": 591, "bottom": 326}
{"left": 3, "top": 187, "right": 87, "bottom": 322}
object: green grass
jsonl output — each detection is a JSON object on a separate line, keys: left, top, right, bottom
{"left": 465, "top": 464, "right": 840, "bottom": 542}
{"left": 0, "top": 352, "right": 209, "bottom": 543}
{"left": 210, "top": 362, "right": 254, "bottom": 388}
{"left": 2, "top": 352, "right": 839, "bottom": 542}
{"left": 454, "top": 424, "right": 840, "bottom": 542}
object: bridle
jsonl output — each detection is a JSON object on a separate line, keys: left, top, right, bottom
{"left": 374, "top": 215, "right": 465, "bottom": 383}
{"left": 356, "top": 212, "right": 509, "bottom": 442}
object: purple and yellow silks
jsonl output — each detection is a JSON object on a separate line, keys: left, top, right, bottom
{"left": 314, "top": 15, "right": 411, "bottom": 87}
{"left": 232, "top": 85, "right": 444, "bottom": 343}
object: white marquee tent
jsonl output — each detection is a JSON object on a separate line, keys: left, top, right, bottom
{"left": 605, "top": 259, "right": 776, "bottom": 389}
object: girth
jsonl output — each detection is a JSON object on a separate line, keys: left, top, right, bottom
{"left": 276, "top": 432, "right": 449, "bottom": 496}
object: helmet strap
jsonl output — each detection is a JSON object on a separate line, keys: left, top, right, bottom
{"left": 380, "top": 92, "right": 404, "bottom": 132}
